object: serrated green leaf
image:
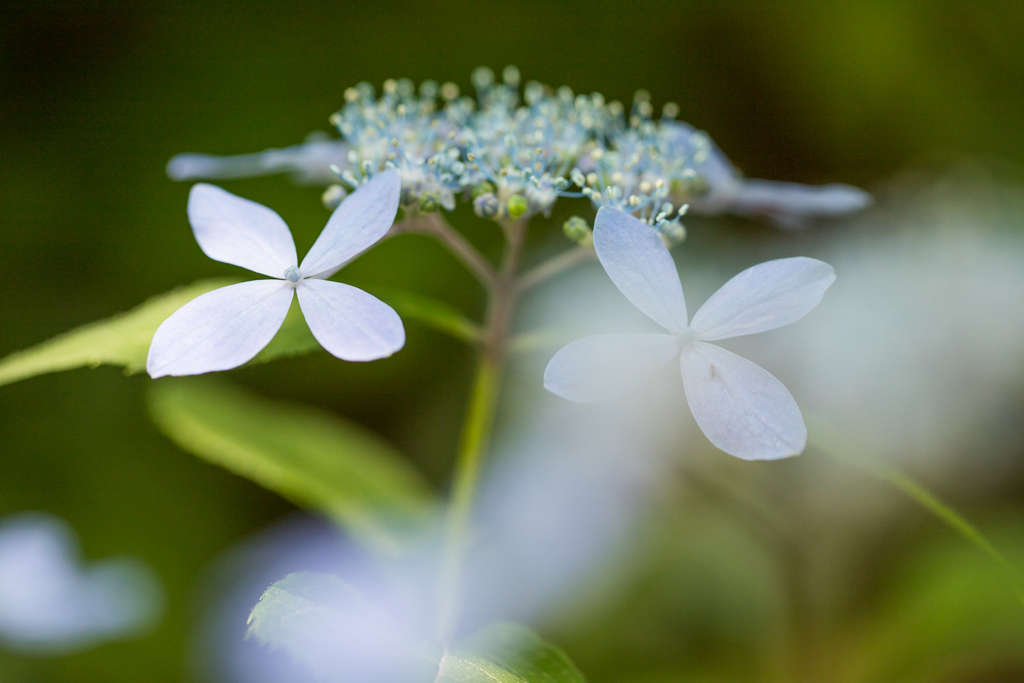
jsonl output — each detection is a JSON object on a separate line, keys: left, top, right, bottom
{"left": 247, "top": 572, "right": 439, "bottom": 682}
{"left": 438, "top": 623, "right": 587, "bottom": 683}
{"left": 247, "top": 572, "right": 378, "bottom": 644}
{"left": 0, "top": 278, "right": 478, "bottom": 390}
{"left": 0, "top": 279, "right": 236, "bottom": 386}
{"left": 0, "top": 278, "right": 333, "bottom": 387}
{"left": 436, "top": 655, "right": 526, "bottom": 683}
{"left": 248, "top": 575, "right": 586, "bottom": 683}
{"left": 147, "top": 377, "right": 438, "bottom": 554}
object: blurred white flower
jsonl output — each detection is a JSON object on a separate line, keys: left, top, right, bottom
{"left": 0, "top": 512, "right": 162, "bottom": 654}
{"left": 544, "top": 206, "right": 835, "bottom": 460}
{"left": 147, "top": 170, "right": 404, "bottom": 377}
{"left": 739, "top": 172, "right": 1024, "bottom": 473}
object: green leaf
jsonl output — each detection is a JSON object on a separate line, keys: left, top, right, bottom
{"left": 247, "top": 572, "right": 380, "bottom": 645}
{"left": 250, "top": 295, "right": 321, "bottom": 364}
{"left": 437, "top": 623, "right": 587, "bottom": 683}
{"left": 148, "top": 377, "right": 438, "bottom": 554}
{"left": 0, "top": 278, "right": 332, "bottom": 388}
{"left": 368, "top": 286, "right": 481, "bottom": 345}
{"left": 0, "top": 279, "right": 236, "bottom": 386}
{"left": 0, "top": 278, "right": 478, "bottom": 390}
{"left": 247, "top": 572, "right": 439, "bottom": 682}
{"left": 248, "top": 574, "right": 586, "bottom": 683}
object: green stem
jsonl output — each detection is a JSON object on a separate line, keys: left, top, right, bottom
{"left": 807, "top": 415, "right": 1024, "bottom": 607}
{"left": 435, "top": 356, "right": 501, "bottom": 641}
{"left": 515, "top": 244, "right": 595, "bottom": 293}
{"left": 388, "top": 213, "right": 497, "bottom": 290}
{"left": 435, "top": 217, "right": 526, "bottom": 642}
{"left": 842, "top": 456, "right": 1024, "bottom": 605}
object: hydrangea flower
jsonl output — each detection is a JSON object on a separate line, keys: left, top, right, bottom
{"left": 543, "top": 207, "right": 835, "bottom": 460}
{"left": 166, "top": 67, "right": 871, "bottom": 230}
{"left": 147, "top": 170, "right": 404, "bottom": 378}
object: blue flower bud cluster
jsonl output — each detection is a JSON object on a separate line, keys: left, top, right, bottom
{"left": 327, "top": 66, "right": 700, "bottom": 242}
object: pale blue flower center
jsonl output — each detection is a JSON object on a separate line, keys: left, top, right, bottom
{"left": 283, "top": 266, "right": 302, "bottom": 283}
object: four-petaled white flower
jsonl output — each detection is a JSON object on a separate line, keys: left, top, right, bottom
{"left": 544, "top": 207, "right": 836, "bottom": 460}
{"left": 147, "top": 170, "right": 405, "bottom": 378}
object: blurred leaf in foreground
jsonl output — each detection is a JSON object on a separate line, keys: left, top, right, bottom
{"left": 148, "top": 377, "right": 437, "bottom": 554}
{"left": 246, "top": 572, "right": 430, "bottom": 682}
{"left": 248, "top": 572, "right": 585, "bottom": 682}
{"left": 437, "top": 621, "right": 587, "bottom": 683}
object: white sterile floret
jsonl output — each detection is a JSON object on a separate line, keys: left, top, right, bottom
{"left": 0, "top": 513, "right": 162, "bottom": 653}
{"left": 147, "top": 170, "right": 405, "bottom": 378}
{"left": 543, "top": 206, "right": 836, "bottom": 460}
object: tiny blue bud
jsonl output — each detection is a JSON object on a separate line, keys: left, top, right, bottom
{"left": 284, "top": 266, "right": 302, "bottom": 283}
{"left": 473, "top": 192, "right": 500, "bottom": 218}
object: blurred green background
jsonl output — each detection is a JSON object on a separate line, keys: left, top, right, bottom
{"left": 2, "top": 1, "right": 1024, "bottom": 681}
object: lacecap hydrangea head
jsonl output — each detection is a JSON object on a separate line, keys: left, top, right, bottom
{"left": 323, "top": 66, "right": 704, "bottom": 245}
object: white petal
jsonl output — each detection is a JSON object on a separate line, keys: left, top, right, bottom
{"left": 690, "top": 257, "right": 836, "bottom": 341}
{"left": 730, "top": 180, "right": 873, "bottom": 228}
{"left": 187, "top": 184, "right": 298, "bottom": 278}
{"left": 167, "top": 139, "right": 349, "bottom": 185}
{"left": 296, "top": 279, "right": 404, "bottom": 361}
{"left": 543, "top": 333, "right": 681, "bottom": 403}
{"left": 680, "top": 341, "right": 806, "bottom": 460}
{"left": 592, "top": 207, "right": 689, "bottom": 333}
{"left": 299, "top": 170, "right": 401, "bottom": 278}
{"left": 147, "top": 281, "right": 293, "bottom": 377}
